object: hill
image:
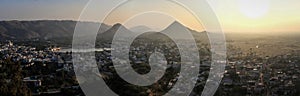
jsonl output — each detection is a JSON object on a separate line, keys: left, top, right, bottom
{"left": 0, "top": 20, "right": 110, "bottom": 41}
{"left": 0, "top": 20, "right": 209, "bottom": 45}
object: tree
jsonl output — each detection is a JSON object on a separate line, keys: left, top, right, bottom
{"left": 0, "top": 59, "right": 31, "bottom": 96}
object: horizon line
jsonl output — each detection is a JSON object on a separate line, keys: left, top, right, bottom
{"left": 0, "top": 19, "right": 299, "bottom": 34}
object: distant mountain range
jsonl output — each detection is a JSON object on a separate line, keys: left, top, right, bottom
{"left": 129, "top": 25, "right": 154, "bottom": 32}
{"left": 0, "top": 20, "right": 208, "bottom": 43}
{"left": 0, "top": 20, "right": 110, "bottom": 41}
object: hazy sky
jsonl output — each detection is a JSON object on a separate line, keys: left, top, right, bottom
{"left": 0, "top": 0, "right": 300, "bottom": 33}
{"left": 211, "top": 0, "right": 300, "bottom": 33}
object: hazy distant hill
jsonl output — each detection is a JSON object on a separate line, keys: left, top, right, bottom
{"left": 0, "top": 20, "right": 209, "bottom": 44}
{"left": 98, "top": 23, "right": 135, "bottom": 41}
{"left": 97, "top": 21, "right": 209, "bottom": 43}
{"left": 129, "top": 25, "right": 153, "bottom": 32}
{"left": 0, "top": 20, "right": 111, "bottom": 41}
{"left": 131, "top": 21, "right": 209, "bottom": 43}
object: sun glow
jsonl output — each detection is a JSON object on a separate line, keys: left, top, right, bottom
{"left": 238, "top": 0, "right": 270, "bottom": 19}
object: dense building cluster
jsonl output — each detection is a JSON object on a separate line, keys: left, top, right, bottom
{"left": 0, "top": 41, "right": 81, "bottom": 95}
{"left": 216, "top": 48, "right": 300, "bottom": 96}
{"left": 1, "top": 40, "right": 300, "bottom": 96}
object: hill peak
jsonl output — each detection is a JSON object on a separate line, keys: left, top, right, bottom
{"left": 112, "top": 23, "right": 122, "bottom": 28}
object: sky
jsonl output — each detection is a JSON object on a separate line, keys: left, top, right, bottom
{"left": 0, "top": 0, "right": 300, "bottom": 33}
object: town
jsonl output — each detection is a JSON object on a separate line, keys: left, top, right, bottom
{"left": 0, "top": 40, "right": 300, "bottom": 96}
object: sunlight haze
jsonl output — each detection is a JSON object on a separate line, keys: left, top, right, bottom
{"left": 0, "top": 0, "right": 299, "bottom": 33}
